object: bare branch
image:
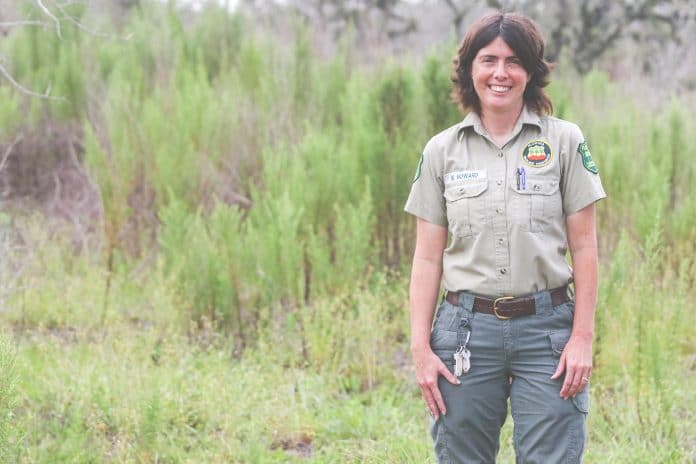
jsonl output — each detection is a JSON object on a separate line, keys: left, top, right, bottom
{"left": 442, "top": 0, "right": 467, "bottom": 37}
{"left": 54, "top": 1, "right": 132, "bottom": 40}
{"left": 0, "top": 134, "right": 24, "bottom": 174}
{"left": 36, "top": 0, "right": 64, "bottom": 39}
{"left": 0, "top": 60, "right": 65, "bottom": 100}
{"left": 0, "top": 20, "right": 50, "bottom": 29}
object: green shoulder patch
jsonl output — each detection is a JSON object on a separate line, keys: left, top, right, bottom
{"left": 412, "top": 153, "right": 424, "bottom": 182}
{"left": 578, "top": 141, "right": 598, "bottom": 174}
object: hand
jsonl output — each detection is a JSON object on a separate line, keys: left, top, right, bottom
{"left": 550, "top": 333, "right": 593, "bottom": 400}
{"left": 413, "top": 347, "right": 461, "bottom": 420}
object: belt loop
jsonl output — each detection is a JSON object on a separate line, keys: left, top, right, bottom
{"left": 459, "top": 292, "right": 475, "bottom": 312}
{"left": 533, "top": 289, "right": 553, "bottom": 314}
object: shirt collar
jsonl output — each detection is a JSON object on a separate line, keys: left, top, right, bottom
{"left": 457, "top": 105, "right": 542, "bottom": 142}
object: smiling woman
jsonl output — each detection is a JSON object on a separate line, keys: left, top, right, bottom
{"left": 405, "top": 11, "right": 606, "bottom": 464}
{"left": 471, "top": 37, "right": 529, "bottom": 118}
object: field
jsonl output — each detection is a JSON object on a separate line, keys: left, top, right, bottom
{"left": 1, "top": 3, "right": 695, "bottom": 463}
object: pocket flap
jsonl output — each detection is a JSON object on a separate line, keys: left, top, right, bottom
{"left": 444, "top": 181, "right": 488, "bottom": 201}
{"left": 572, "top": 390, "right": 590, "bottom": 413}
{"left": 510, "top": 177, "right": 559, "bottom": 196}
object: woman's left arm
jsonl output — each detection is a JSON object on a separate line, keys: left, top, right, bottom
{"left": 551, "top": 203, "right": 598, "bottom": 400}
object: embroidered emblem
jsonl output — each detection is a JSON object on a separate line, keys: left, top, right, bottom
{"left": 521, "top": 140, "right": 552, "bottom": 167}
{"left": 578, "top": 141, "right": 598, "bottom": 174}
{"left": 412, "top": 153, "right": 424, "bottom": 182}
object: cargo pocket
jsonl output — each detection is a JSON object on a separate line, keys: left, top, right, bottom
{"left": 509, "top": 176, "right": 560, "bottom": 233}
{"left": 444, "top": 181, "right": 488, "bottom": 237}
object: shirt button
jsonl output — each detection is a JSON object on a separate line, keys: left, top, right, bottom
{"left": 533, "top": 184, "right": 541, "bottom": 191}
{"left": 496, "top": 208, "right": 503, "bottom": 214}
{"left": 497, "top": 152, "right": 504, "bottom": 158}
{"left": 498, "top": 238, "right": 504, "bottom": 244}
{"left": 500, "top": 268, "right": 507, "bottom": 275}
{"left": 496, "top": 179, "right": 503, "bottom": 186}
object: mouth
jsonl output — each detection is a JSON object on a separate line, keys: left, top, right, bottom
{"left": 489, "top": 85, "right": 512, "bottom": 93}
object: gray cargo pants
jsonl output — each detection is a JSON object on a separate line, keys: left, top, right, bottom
{"left": 429, "top": 290, "right": 589, "bottom": 464}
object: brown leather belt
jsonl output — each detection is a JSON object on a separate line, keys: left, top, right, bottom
{"left": 445, "top": 286, "right": 570, "bottom": 320}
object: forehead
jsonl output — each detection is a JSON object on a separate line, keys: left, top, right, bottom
{"left": 475, "top": 36, "right": 517, "bottom": 57}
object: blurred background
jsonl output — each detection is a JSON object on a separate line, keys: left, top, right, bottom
{"left": 0, "top": 0, "right": 694, "bottom": 462}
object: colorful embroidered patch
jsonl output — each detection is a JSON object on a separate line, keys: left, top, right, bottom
{"left": 578, "top": 141, "right": 598, "bottom": 174}
{"left": 412, "top": 153, "right": 424, "bottom": 182}
{"left": 521, "top": 140, "right": 552, "bottom": 167}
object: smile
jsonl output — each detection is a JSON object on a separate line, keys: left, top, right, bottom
{"left": 489, "top": 85, "right": 511, "bottom": 93}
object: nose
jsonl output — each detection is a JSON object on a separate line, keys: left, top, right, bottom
{"left": 493, "top": 61, "right": 508, "bottom": 80}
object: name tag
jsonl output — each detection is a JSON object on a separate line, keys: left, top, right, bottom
{"left": 444, "top": 170, "right": 487, "bottom": 185}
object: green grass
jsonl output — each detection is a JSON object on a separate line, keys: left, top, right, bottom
{"left": 0, "top": 2, "right": 695, "bottom": 462}
{"left": 1, "top": 238, "right": 695, "bottom": 462}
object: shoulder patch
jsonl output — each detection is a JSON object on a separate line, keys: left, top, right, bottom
{"left": 578, "top": 141, "right": 598, "bottom": 174}
{"left": 521, "top": 140, "right": 552, "bottom": 167}
{"left": 412, "top": 153, "right": 424, "bottom": 182}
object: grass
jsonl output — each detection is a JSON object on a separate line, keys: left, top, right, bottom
{"left": 0, "top": 2, "right": 695, "bottom": 462}
{"left": 1, "top": 235, "right": 695, "bottom": 462}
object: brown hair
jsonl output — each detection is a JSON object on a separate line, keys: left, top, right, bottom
{"left": 451, "top": 12, "right": 553, "bottom": 115}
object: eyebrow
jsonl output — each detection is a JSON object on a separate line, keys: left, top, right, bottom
{"left": 478, "top": 54, "right": 520, "bottom": 61}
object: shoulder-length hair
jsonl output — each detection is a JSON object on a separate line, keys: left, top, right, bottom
{"left": 451, "top": 12, "right": 553, "bottom": 116}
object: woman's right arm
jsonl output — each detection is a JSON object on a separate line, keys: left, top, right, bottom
{"left": 410, "top": 217, "right": 460, "bottom": 420}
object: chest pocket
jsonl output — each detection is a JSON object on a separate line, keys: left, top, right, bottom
{"left": 509, "top": 176, "right": 562, "bottom": 233}
{"left": 444, "top": 180, "right": 488, "bottom": 237}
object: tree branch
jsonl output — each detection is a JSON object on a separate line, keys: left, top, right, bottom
{"left": 36, "top": 0, "right": 64, "bottom": 39}
{"left": 442, "top": 0, "right": 466, "bottom": 36}
{"left": 0, "top": 134, "right": 24, "bottom": 174}
{"left": 53, "top": 1, "right": 133, "bottom": 40}
{"left": 0, "top": 20, "right": 50, "bottom": 29}
{"left": 0, "top": 59, "right": 64, "bottom": 100}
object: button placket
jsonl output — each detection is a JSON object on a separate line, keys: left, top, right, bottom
{"left": 491, "top": 151, "right": 511, "bottom": 293}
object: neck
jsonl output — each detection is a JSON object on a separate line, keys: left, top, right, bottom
{"left": 480, "top": 104, "right": 524, "bottom": 137}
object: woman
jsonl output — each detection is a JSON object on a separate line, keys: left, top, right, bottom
{"left": 405, "top": 12, "right": 606, "bottom": 463}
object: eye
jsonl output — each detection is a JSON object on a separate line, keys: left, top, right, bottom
{"left": 481, "top": 56, "right": 496, "bottom": 64}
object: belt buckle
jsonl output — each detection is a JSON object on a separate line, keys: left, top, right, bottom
{"left": 493, "top": 296, "right": 514, "bottom": 320}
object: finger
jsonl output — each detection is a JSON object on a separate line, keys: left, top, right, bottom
{"left": 420, "top": 387, "right": 440, "bottom": 420}
{"left": 431, "top": 385, "right": 447, "bottom": 417}
{"left": 550, "top": 352, "right": 566, "bottom": 380}
{"left": 568, "top": 371, "right": 584, "bottom": 398}
{"left": 577, "top": 370, "right": 592, "bottom": 390}
{"left": 560, "top": 365, "right": 577, "bottom": 399}
{"left": 439, "top": 363, "right": 461, "bottom": 385}
{"left": 568, "top": 366, "right": 592, "bottom": 397}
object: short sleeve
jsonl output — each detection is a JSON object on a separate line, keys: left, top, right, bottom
{"left": 560, "top": 125, "right": 607, "bottom": 214}
{"left": 404, "top": 138, "right": 447, "bottom": 226}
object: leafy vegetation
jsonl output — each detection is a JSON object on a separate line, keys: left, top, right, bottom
{"left": 0, "top": 2, "right": 694, "bottom": 462}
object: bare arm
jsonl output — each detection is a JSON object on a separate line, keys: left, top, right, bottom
{"left": 410, "top": 219, "right": 448, "bottom": 350}
{"left": 551, "top": 203, "right": 598, "bottom": 399}
{"left": 410, "top": 218, "right": 459, "bottom": 419}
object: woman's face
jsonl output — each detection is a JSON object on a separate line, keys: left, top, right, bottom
{"left": 471, "top": 36, "right": 530, "bottom": 115}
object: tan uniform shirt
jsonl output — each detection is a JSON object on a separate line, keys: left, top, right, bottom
{"left": 405, "top": 106, "right": 606, "bottom": 297}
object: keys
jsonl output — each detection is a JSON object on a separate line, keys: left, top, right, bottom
{"left": 461, "top": 348, "right": 470, "bottom": 373}
{"left": 453, "top": 350, "right": 463, "bottom": 376}
{"left": 453, "top": 346, "right": 471, "bottom": 377}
